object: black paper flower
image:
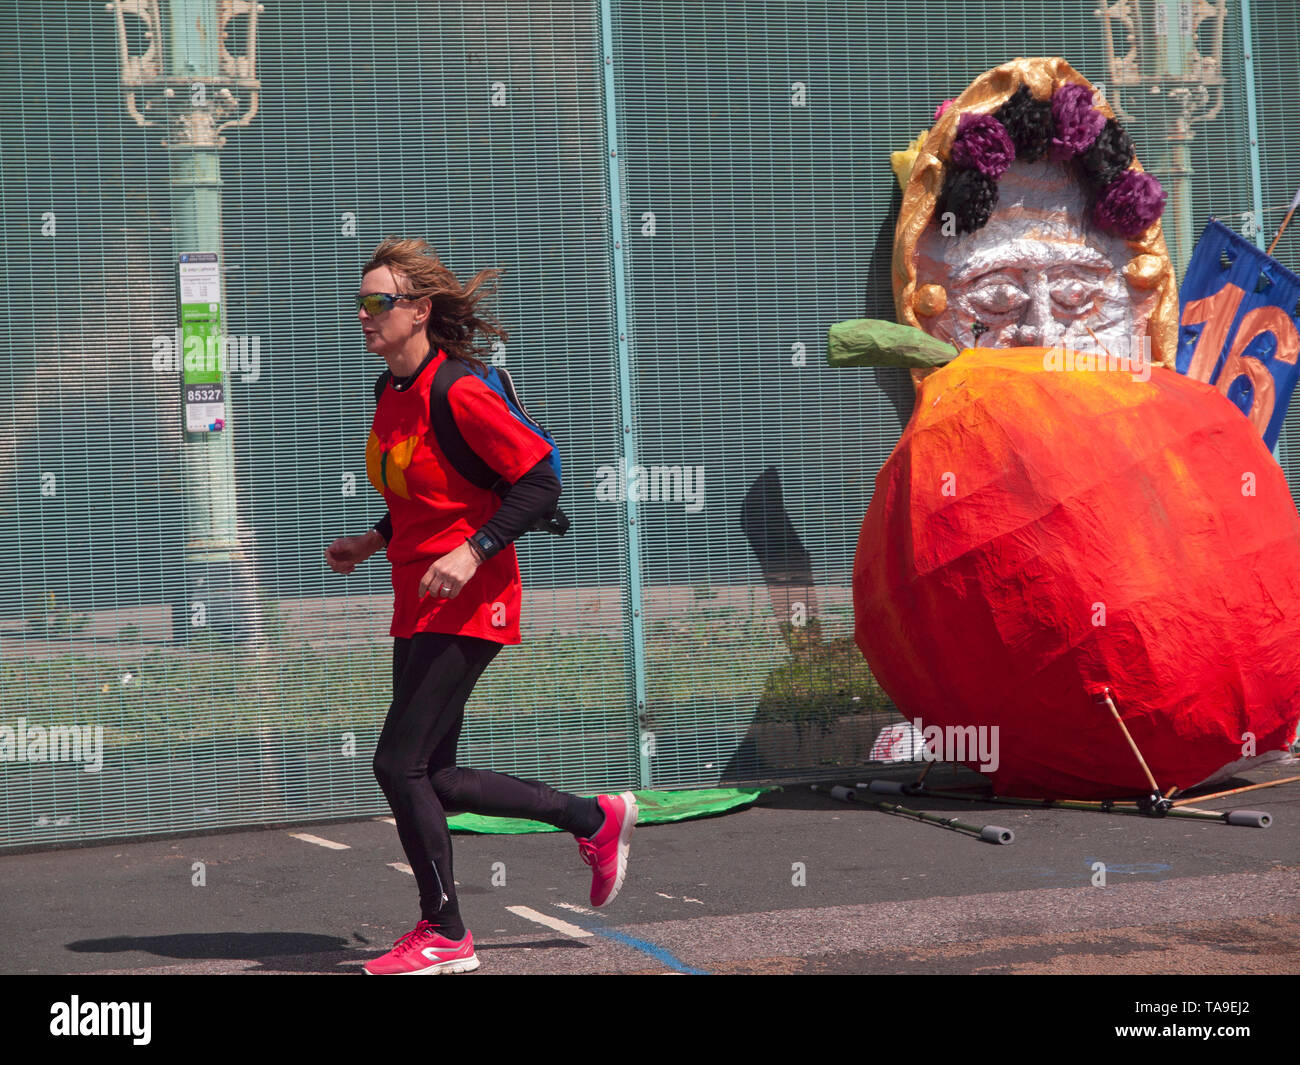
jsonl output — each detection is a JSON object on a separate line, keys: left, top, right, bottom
{"left": 1076, "top": 118, "right": 1136, "bottom": 192}
{"left": 995, "top": 85, "right": 1054, "bottom": 163}
{"left": 938, "top": 168, "right": 999, "bottom": 235}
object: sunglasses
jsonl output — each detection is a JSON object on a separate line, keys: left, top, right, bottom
{"left": 355, "top": 292, "right": 421, "bottom": 316}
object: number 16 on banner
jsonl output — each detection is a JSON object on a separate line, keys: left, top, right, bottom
{"left": 1176, "top": 219, "right": 1300, "bottom": 451}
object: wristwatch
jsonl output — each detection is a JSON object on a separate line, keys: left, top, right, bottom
{"left": 468, "top": 529, "right": 500, "bottom": 560}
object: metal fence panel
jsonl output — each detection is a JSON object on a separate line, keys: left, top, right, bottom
{"left": 0, "top": 1, "right": 1292, "bottom": 848}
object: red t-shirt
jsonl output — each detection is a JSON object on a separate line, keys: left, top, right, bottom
{"left": 365, "top": 349, "right": 552, "bottom": 643}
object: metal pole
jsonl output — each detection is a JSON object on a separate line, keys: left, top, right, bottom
{"left": 885, "top": 783, "right": 1272, "bottom": 828}
{"left": 1240, "top": 0, "right": 1267, "bottom": 251}
{"left": 1154, "top": 0, "right": 1193, "bottom": 276}
{"left": 599, "top": 0, "right": 650, "bottom": 788}
{"left": 816, "top": 785, "right": 1014, "bottom": 844}
{"left": 163, "top": 0, "right": 259, "bottom": 641}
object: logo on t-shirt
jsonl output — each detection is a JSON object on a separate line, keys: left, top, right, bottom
{"left": 366, "top": 432, "right": 420, "bottom": 501}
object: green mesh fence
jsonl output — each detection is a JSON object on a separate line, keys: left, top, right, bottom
{"left": 0, "top": 1, "right": 1294, "bottom": 850}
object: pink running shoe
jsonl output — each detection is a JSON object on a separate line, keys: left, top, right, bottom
{"left": 362, "top": 921, "right": 480, "bottom": 976}
{"left": 576, "top": 791, "right": 638, "bottom": 907}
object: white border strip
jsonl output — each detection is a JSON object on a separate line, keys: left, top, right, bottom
{"left": 506, "top": 905, "right": 594, "bottom": 939}
{"left": 288, "top": 833, "right": 350, "bottom": 850}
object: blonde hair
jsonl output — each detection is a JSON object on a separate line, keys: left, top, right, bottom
{"left": 362, "top": 236, "right": 507, "bottom": 373}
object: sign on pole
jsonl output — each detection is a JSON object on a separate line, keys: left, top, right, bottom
{"left": 178, "top": 253, "right": 226, "bottom": 433}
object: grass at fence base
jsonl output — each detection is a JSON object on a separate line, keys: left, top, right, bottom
{"left": 753, "top": 625, "right": 896, "bottom": 726}
{"left": 448, "top": 787, "right": 772, "bottom": 834}
{"left": 1, "top": 606, "right": 897, "bottom": 754}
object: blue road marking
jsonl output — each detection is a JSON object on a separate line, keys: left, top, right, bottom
{"left": 589, "top": 926, "right": 709, "bottom": 975}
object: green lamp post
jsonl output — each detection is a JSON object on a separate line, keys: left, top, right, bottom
{"left": 1096, "top": 0, "right": 1229, "bottom": 278}
{"left": 106, "top": 0, "right": 265, "bottom": 642}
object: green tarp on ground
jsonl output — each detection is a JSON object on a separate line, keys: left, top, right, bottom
{"left": 447, "top": 787, "right": 773, "bottom": 834}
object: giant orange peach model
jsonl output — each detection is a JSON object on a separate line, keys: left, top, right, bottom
{"left": 831, "top": 58, "right": 1300, "bottom": 798}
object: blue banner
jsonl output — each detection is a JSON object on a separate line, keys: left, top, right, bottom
{"left": 1176, "top": 218, "right": 1300, "bottom": 450}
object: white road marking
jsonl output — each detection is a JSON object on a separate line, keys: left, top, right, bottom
{"left": 388, "top": 862, "right": 413, "bottom": 875}
{"left": 374, "top": 817, "right": 397, "bottom": 825}
{"left": 655, "top": 892, "right": 704, "bottom": 905}
{"left": 289, "top": 833, "right": 350, "bottom": 850}
{"left": 506, "top": 905, "right": 593, "bottom": 939}
{"left": 554, "top": 902, "right": 595, "bottom": 915}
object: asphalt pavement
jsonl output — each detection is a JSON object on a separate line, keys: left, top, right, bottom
{"left": 2, "top": 760, "right": 1296, "bottom": 980}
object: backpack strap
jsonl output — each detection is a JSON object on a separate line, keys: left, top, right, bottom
{"left": 429, "top": 358, "right": 509, "bottom": 494}
{"left": 495, "top": 366, "right": 544, "bottom": 430}
{"left": 372, "top": 370, "right": 391, "bottom": 404}
{"left": 397, "top": 356, "right": 568, "bottom": 536}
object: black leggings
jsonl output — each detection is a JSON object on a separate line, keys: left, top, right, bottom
{"left": 372, "top": 632, "right": 600, "bottom": 929}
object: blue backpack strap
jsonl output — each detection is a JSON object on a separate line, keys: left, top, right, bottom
{"left": 430, "top": 358, "right": 570, "bottom": 536}
{"left": 496, "top": 366, "right": 563, "bottom": 484}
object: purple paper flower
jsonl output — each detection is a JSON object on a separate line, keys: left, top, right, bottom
{"left": 1092, "top": 169, "right": 1167, "bottom": 237}
{"left": 1050, "top": 83, "right": 1106, "bottom": 161}
{"left": 950, "top": 113, "right": 1016, "bottom": 179}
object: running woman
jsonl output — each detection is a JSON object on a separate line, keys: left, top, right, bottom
{"left": 325, "top": 237, "right": 637, "bottom": 976}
